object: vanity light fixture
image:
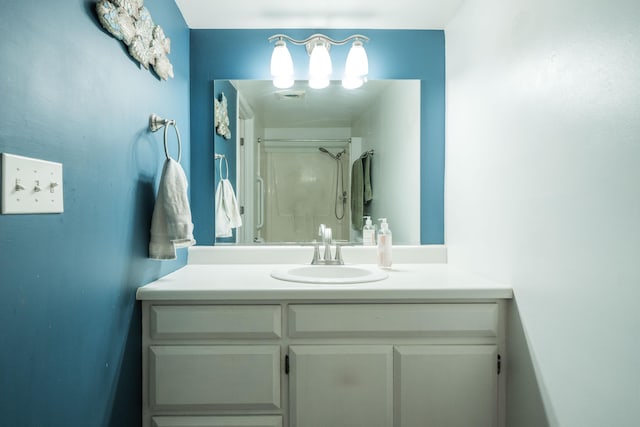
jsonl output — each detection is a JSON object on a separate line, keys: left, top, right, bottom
{"left": 268, "top": 34, "right": 369, "bottom": 90}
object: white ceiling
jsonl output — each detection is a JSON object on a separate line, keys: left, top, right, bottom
{"left": 175, "top": 0, "right": 464, "bottom": 29}
{"left": 233, "top": 80, "right": 396, "bottom": 128}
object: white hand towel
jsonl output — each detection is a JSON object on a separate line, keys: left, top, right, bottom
{"left": 215, "top": 178, "right": 242, "bottom": 238}
{"left": 149, "top": 158, "right": 195, "bottom": 259}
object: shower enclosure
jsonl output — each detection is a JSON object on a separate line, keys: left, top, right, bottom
{"left": 257, "top": 138, "right": 351, "bottom": 243}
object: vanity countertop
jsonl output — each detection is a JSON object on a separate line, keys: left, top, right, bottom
{"left": 136, "top": 259, "right": 512, "bottom": 301}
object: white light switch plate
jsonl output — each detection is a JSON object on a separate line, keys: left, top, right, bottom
{"left": 1, "top": 153, "right": 64, "bottom": 214}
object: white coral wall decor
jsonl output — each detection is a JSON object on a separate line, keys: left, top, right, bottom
{"left": 215, "top": 93, "right": 231, "bottom": 140}
{"left": 96, "top": 0, "right": 174, "bottom": 80}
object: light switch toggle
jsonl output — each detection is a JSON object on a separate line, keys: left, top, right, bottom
{"left": 15, "top": 179, "right": 25, "bottom": 191}
{"left": 34, "top": 180, "right": 42, "bottom": 192}
{"left": 49, "top": 182, "right": 58, "bottom": 193}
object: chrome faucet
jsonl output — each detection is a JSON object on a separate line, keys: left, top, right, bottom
{"left": 311, "top": 224, "right": 344, "bottom": 265}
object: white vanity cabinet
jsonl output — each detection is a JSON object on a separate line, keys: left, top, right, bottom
{"left": 141, "top": 301, "right": 506, "bottom": 427}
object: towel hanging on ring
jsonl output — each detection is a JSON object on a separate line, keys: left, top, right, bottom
{"left": 148, "top": 117, "right": 195, "bottom": 259}
{"left": 149, "top": 158, "right": 195, "bottom": 259}
{"left": 215, "top": 154, "right": 242, "bottom": 238}
{"left": 351, "top": 150, "right": 373, "bottom": 230}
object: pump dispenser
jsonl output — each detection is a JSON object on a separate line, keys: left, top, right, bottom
{"left": 362, "top": 216, "right": 375, "bottom": 246}
{"left": 377, "top": 218, "right": 392, "bottom": 268}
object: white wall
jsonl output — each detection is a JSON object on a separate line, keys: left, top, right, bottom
{"left": 352, "top": 80, "right": 421, "bottom": 244}
{"left": 445, "top": 1, "right": 640, "bottom": 426}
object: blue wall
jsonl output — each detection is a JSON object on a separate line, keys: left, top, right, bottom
{"left": 190, "top": 29, "right": 445, "bottom": 245}
{"left": 0, "top": 1, "right": 189, "bottom": 426}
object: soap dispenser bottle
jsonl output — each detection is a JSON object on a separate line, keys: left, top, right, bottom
{"left": 377, "top": 218, "right": 392, "bottom": 268}
{"left": 362, "top": 216, "right": 376, "bottom": 246}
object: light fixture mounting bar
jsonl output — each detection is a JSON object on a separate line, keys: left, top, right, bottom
{"left": 268, "top": 33, "right": 369, "bottom": 48}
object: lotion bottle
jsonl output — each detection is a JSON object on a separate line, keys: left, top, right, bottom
{"left": 377, "top": 218, "right": 392, "bottom": 268}
{"left": 362, "top": 216, "right": 376, "bottom": 246}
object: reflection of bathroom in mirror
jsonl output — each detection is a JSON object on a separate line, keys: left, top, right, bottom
{"left": 218, "top": 79, "right": 421, "bottom": 245}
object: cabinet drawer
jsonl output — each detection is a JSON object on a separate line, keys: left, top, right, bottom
{"left": 149, "top": 345, "right": 281, "bottom": 410}
{"left": 288, "top": 304, "right": 498, "bottom": 338}
{"left": 150, "top": 305, "right": 281, "bottom": 339}
{"left": 151, "top": 415, "right": 283, "bottom": 427}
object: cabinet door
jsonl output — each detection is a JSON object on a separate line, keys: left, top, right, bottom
{"left": 394, "top": 345, "right": 498, "bottom": 427}
{"left": 289, "top": 345, "right": 393, "bottom": 427}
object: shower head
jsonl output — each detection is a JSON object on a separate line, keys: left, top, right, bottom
{"left": 319, "top": 147, "right": 346, "bottom": 160}
{"left": 319, "top": 147, "right": 338, "bottom": 160}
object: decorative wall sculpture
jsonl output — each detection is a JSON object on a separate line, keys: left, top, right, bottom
{"left": 96, "top": 0, "right": 174, "bottom": 80}
{"left": 214, "top": 93, "right": 231, "bottom": 139}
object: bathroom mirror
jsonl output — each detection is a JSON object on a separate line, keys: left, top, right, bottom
{"left": 215, "top": 79, "right": 421, "bottom": 245}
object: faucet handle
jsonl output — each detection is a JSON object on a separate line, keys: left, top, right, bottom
{"left": 323, "top": 241, "right": 332, "bottom": 261}
{"left": 334, "top": 243, "right": 344, "bottom": 265}
{"left": 311, "top": 241, "right": 321, "bottom": 265}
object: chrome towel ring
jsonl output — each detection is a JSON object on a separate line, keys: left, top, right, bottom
{"left": 149, "top": 114, "right": 181, "bottom": 162}
{"left": 215, "top": 153, "right": 229, "bottom": 180}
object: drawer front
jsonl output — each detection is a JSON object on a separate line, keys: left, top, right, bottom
{"left": 150, "top": 305, "right": 281, "bottom": 339}
{"left": 151, "top": 415, "right": 283, "bottom": 427}
{"left": 149, "top": 345, "right": 281, "bottom": 410}
{"left": 288, "top": 304, "right": 498, "bottom": 338}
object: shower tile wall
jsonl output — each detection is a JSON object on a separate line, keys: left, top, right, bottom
{"left": 262, "top": 149, "right": 350, "bottom": 243}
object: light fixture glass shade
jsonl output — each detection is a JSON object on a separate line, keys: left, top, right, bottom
{"left": 273, "top": 76, "right": 294, "bottom": 89}
{"left": 341, "top": 76, "right": 364, "bottom": 90}
{"left": 342, "top": 40, "right": 368, "bottom": 89}
{"left": 270, "top": 40, "right": 294, "bottom": 89}
{"left": 309, "top": 76, "right": 330, "bottom": 89}
{"left": 308, "top": 41, "right": 332, "bottom": 88}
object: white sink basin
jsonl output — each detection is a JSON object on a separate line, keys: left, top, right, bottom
{"left": 270, "top": 265, "right": 388, "bottom": 284}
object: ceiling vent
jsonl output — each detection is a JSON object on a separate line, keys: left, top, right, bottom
{"left": 275, "top": 90, "right": 306, "bottom": 100}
